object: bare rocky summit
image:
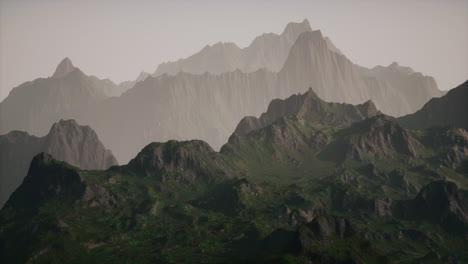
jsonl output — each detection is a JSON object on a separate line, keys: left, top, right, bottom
{"left": 234, "top": 88, "right": 380, "bottom": 136}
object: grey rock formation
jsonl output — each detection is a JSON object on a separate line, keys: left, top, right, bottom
{"left": 339, "top": 115, "right": 421, "bottom": 161}
{"left": 234, "top": 88, "right": 380, "bottom": 136}
{"left": 0, "top": 119, "right": 117, "bottom": 207}
{"left": 126, "top": 140, "right": 231, "bottom": 183}
{"left": 397, "top": 80, "right": 468, "bottom": 130}
{"left": 299, "top": 216, "right": 354, "bottom": 243}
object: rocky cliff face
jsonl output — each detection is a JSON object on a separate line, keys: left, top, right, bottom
{"left": 397, "top": 80, "right": 468, "bottom": 130}
{"left": 0, "top": 119, "right": 117, "bottom": 207}
{"left": 234, "top": 88, "right": 380, "bottom": 136}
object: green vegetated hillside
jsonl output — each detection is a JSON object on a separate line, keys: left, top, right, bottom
{"left": 1, "top": 93, "right": 467, "bottom": 263}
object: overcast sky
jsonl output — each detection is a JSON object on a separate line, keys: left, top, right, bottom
{"left": 1, "top": 0, "right": 467, "bottom": 101}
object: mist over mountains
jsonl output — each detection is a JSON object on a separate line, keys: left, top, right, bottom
{"left": 0, "top": 20, "right": 444, "bottom": 163}
{"left": 153, "top": 19, "right": 314, "bottom": 75}
{"left": 2, "top": 79, "right": 467, "bottom": 263}
{"left": 0, "top": 16, "right": 467, "bottom": 264}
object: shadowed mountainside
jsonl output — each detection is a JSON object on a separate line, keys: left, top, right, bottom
{"left": 397, "top": 80, "right": 468, "bottom": 130}
{"left": 0, "top": 119, "right": 117, "bottom": 207}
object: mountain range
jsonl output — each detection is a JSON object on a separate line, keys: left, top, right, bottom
{"left": 0, "top": 20, "right": 444, "bottom": 163}
{"left": 1, "top": 86, "right": 466, "bottom": 263}
{"left": 153, "top": 19, "right": 314, "bottom": 75}
{"left": 0, "top": 119, "right": 117, "bottom": 207}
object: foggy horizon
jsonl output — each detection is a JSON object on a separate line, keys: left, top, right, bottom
{"left": 1, "top": 0, "right": 467, "bottom": 102}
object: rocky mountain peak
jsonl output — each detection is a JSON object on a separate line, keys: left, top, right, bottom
{"left": 282, "top": 19, "right": 312, "bottom": 37}
{"left": 341, "top": 115, "right": 421, "bottom": 160}
{"left": 43, "top": 119, "right": 118, "bottom": 170}
{"left": 52, "top": 57, "right": 76, "bottom": 78}
{"left": 48, "top": 119, "right": 81, "bottom": 133}
{"left": 127, "top": 140, "right": 228, "bottom": 182}
{"left": 234, "top": 89, "right": 380, "bottom": 136}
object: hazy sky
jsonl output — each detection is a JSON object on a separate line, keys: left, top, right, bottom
{"left": 0, "top": 0, "right": 467, "bottom": 101}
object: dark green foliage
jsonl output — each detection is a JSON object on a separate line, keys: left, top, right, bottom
{"left": 1, "top": 116, "right": 467, "bottom": 264}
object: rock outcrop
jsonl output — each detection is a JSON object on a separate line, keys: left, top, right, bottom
{"left": 338, "top": 115, "right": 421, "bottom": 160}
{"left": 299, "top": 216, "right": 354, "bottom": 243}
{"left": 126, "top": 140, "right": 230, "bottom": 183}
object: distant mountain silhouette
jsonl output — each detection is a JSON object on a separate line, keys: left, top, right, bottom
{"left": 0, "top": 58, "right": 127, "bottom": 135}
{"left": 154, "top": 19, "right": 313, "bottom": 76}
{"left": 0, "top": 21, "right": 443, "bottom": 163}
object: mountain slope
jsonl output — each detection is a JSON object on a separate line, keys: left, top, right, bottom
{"left": 397, "top": 80, "right": 468, "bottom": 130}
{"left": 0, "top": 119, "right": 117, "bottom": 207}
{"left": 234, "top": 88, "right": 380, "bottom": 136}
